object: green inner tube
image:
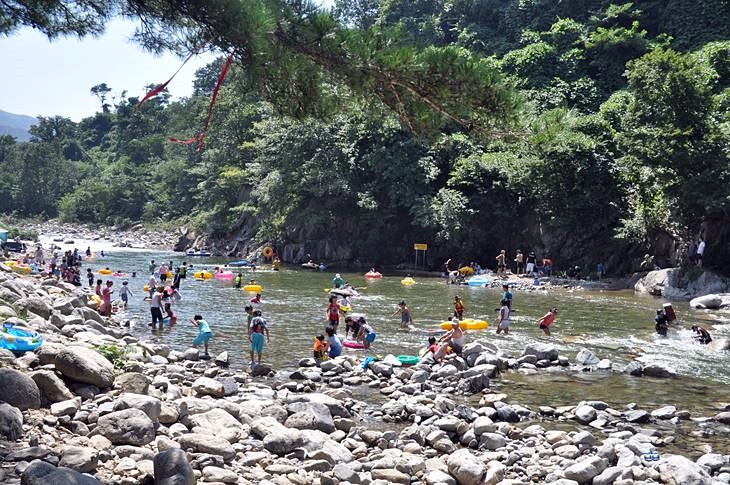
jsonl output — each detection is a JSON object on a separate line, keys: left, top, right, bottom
{"left": 396, "top": 355, "right": 419, "bottom": 365}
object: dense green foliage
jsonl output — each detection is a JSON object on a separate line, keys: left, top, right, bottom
{"left": 2, "top": 0, "right": 730, "bottom": 273}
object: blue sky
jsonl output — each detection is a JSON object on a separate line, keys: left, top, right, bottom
{"left": 0, "top": 1, "right": 334, "bottom": 122}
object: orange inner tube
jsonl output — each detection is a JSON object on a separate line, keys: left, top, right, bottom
{"left": 262, "top": 246, "right": 273, "bottom": 258}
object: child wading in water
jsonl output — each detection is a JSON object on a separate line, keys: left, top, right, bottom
{"left": 536, "top": 308, "right": 558, "bottom": 336}
{"left": 191, "top": 315, "right": 213, "bottom": 356}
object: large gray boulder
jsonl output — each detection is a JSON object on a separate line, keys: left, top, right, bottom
{"left": 447, "top": 449, "right": 486, "bottom": 485}
{"left": 0, "top": 368, "right": 41, "bottom": 410}
{"left": 30, "top": 370, "right": 74, "bottom": 403}
{"left": 689, "top": 293, "right": 730, "bottom": 309}
{"left": 58, "top": 446, "right": 98, "bottom": 473}
{"left": 0, "top": 402, "right": 23, "bottom": 440}
{"left": 154, "top": 448, "right": 195, "bottom": 485}
{"left": 659, "top": 454, "right": 713, "bottom": 484}
{"left": 94, "top": 409, "right": 155, "bottom": 446}
{"left": 176, "top": 433, "right": 236, "bottom": 461}
{"left": 285, "top": 401, "right": 336, "bottom": 433}
{"left": 54, "top": 346, "right": 115, "bottom": 388}
{"left": 20, "top": 459, "right": 103, "bottom": 485}
{"left": 114, "top": 393, "right": 161, "bottom": 421}
{"left": 523, "top": 343, "right": 558, "bottom": 362}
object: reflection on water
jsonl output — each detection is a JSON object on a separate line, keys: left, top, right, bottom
{"left": 97, "top": 250, "right": 729, "bottom": 435}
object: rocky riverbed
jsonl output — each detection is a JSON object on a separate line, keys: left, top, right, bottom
{"left": 1, "top": 260, "right": 730, "bottom": 485}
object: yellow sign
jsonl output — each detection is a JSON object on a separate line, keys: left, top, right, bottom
{"left": 413, "top": 243, "right": 428, "bottom": 251}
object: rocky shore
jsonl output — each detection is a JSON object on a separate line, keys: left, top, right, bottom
{"left": 1, "top": 258, "right": 730, "bottom": 484}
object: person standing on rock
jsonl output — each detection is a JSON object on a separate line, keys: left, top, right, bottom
{"left": 100, "top": 280, "right": 113, "bottom": 317}
{"left": 248, "top": 309, "right": 270, "bottom": 366}
{"left": 191, "top": 314, "right": 213, "bottom": 356}
{"left": 495, "top": 249, "right": 507, "bottom": 277}
{"left": 696, "top": 238, "right": 706, "bottom": 267}
{"left": 514, "top": 249, "right": 524, "bottom": 275}
{"left": 526, "top": 251, "right": 537, "bottom": 276}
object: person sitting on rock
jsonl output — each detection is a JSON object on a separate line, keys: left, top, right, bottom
{"left": 691, "top": 325, "right": 712, "bottom": 345}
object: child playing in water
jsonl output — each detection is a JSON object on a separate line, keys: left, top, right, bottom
{"left": 391, "top": 300, "right": 413, "bottom": 329}
{"left": 536, "top": 308, "right": 558, "bottom": 336}
{"left": 119, "top": 281, "right": 132, "bottom": 309}
{"left": 164, "top": 302, "right": 177, "bottom": 325}
{"left": 313, "top": 334, "right": 328, "bottom": 362}
{"left": 191, "top": 315, "right": 213, "bottom": 356}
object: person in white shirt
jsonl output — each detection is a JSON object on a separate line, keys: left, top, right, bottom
{"left": 696, "top": 238, "right": 706, "bottom": 267}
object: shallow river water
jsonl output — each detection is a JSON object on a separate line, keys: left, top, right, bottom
{"left": 89, "top": 249, "right": 730, "bottom": 455}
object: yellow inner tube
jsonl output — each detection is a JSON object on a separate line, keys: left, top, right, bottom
{"left": 98, "top": 269, "right": 112, "bottom": 275}
{"left": 262, "top": 246, "right": 274, "bottom": 258}
{"left": 194, "top": 271, "right": 213, "bottom": 279}
{"left": 439, "top": 318, "right": 489, "bottom": 330}
{"left": 243, "top": 284, "right": 263, "bottom": 292}
{"left": 401, "top": 277, "right": 415, "bottom": 285}
{"left": 458, "top": 266, "right": 475, "bottom": 275}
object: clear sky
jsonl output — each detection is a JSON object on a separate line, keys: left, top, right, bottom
{"left": 0, "top": 0, "right": 334, "bottom": 122}
{"left": 0, "top": 19, "right": 216, "bottom": 121}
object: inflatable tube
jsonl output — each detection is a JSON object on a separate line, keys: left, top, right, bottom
{"left": 228, "top": 260, "right": 250, "bottom": 267}
{"left": 98, "top": 269, "right": 112, "bottom": 275}
{"left": 396, "top": 355, "right": 419, "bottom": 366}
{"left": 88, "top": 294, "right": 102, "bottom": 306}
{"left": 112, "top": 272, "right": 127, "bottom": 277}
{"left": 342, "top": 339, "right": 365, "bottom": 349}
{"left": 365, "top": 271, "right": 383, "bottom": 279}
{"left": 243, "top": 284, "right": 263, "bottom": 292}
{"left": 143, "top": 284, "right": 150, "bottom": 292}
{"left": 262, "top": 246, "right": 274, "bottom": 258}
{"left": 439, "top": 318, "right": 489, "bottom": 331}
{"left": 338, "top": 304, "right": 352, "bottom": 313}
{"left": 214, "top": 271, "right": 234, "bottom": 279}
{"left": 458, "top": 266, "right": 475, "bottom": 275}
{"left": 13, "top": 264, "right": 31, "bottom": 274}
{"left": 0, "top": 324, "right": 43, "bottom": 352}
{"left": 401, "top": 277, "right": 415, "bottom": 285}
{"left": 193, "top": 271, "right": 213, "bottom": 279}
{"left": 466, "top": 275, "right": 492, "bottom": 287}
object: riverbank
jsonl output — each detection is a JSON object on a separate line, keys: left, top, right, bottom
{"left": 0, "top": 259, "right": 729, "bottom": 484}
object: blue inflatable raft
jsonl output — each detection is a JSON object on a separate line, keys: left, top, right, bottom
{"left": 1, "top": 323, "right": 43, "bottom": 352}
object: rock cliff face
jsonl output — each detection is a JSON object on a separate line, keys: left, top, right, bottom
{"left": 634, "top": 268, "right": 730, "bottom": 299}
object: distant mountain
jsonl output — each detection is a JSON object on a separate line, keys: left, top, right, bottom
{"left": 0, "top": 109, "right": 36, "bottom": 141}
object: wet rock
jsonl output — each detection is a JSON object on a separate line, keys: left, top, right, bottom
{"left": 153, "top": 448, "right": 195, "bottom": 485}
{"left": 651, "top": 405, "right": 677, "bottom": 420}
{"left": 0, "top": 368, "right": 41, "bottom": 410}
{"left": 213, "top": 351, "right": 229, "bottom": 366}
{"left": 623, "top": 361, "right": 644, "bottom": 376}
{"left": 575, "top": 348, "right": 600, "bottom": 366}
{"left": 251, "top": 362, "right": 274, "bottom": 376}
{"left": 642, "top": 363, "right": 677, "bottom": 378}
{"left": 94, "top": 408, "right": 155, "bottom": 446}
{"left": 54, "top": 346, "right": 115, "bottom": 388}
{"left": 574, "top": 404, "right": 597, "bottom": 424}
{"left": 0, "top": 402, "right": 23, "bottom": 440}
{"left": 523, "top": 343, "right": 558, "bottom": 361}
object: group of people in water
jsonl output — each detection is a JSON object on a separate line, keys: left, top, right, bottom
{"left": 654, "top": 306, "right": 712, "bottom": 345}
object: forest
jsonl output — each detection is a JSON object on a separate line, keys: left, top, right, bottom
{"left": 0, "top": 0, "right": 728, "bottom": 274}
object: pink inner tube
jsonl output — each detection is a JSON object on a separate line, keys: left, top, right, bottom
{"left": 342, "top": 339, "right": 365, "bottom": 349}
{"left": 112, "top": 272, "right": 127, "bottom": 277}
{"left": 365, "top": 272, "right": 382, "bottom": 278}
{"left": 214, "top": 271, "right": 234, "bottom": 279}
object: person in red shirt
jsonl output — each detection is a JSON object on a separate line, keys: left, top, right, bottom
{"left": 327, "top": 295, "right": 340, "bottom": 331}
{"left": 537, "top": 308, "right": 558, "bottom": 336}
{"left": 453, "top": 295, "right": 465, "bottom": 319}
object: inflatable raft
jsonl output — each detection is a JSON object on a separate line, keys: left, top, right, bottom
{"left": 342, "top": 339, "right": 365, "bottom": 349}
{"left": 439, "top": 318, "right": 489, "bottom": 331}
{"left": 365, "top": 271, "right": 383, "bottom": 279}
{"left": 396, "top": 355, "right": 419, "bottom": 366}
{"left": 243, "top": 284, "right": 263, "bottom": 292}
{"left": 1, "top": 323, "right": 43, "bottom": 352}
{"left": 401, "top": 277, "right": 416, "bottom": 285}
{"left": 194, "top": 271, "right": 213, "bottom": 280}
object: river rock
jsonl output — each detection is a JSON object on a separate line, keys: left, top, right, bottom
{"left": 202, "top": 466, "right": 238, "bottom": 483}
{"left": 30, "top": 370, "right": 74, "bottom": 403}
{"left": 563, "top": 456, "right": 607, "bottom": 483}
{"left": 574, "top": 404, "right": 598, "bottom": 424}
{"left": 447, "top": 449, "right": 486, "bottom": 485}
{"left": 523, "top": 343, "right": 558, "bottom": 361}
{"left": 371, "top": 468, "right": 411, "bottom": 484}
{"left": 114, "top": 393, "right": 161, "bottom": 421}
{"left": 20, "top": 459, "right": 103, "bottom": 485}
{"left": 659, "top": 454, "right": 713, "bottom": 484}
{"left": 192, "top": 376, "right": 225, "bottom": 397}
{"left": 94, "top": 409, "right": 155, "bottom": 446}
{"left": 23, "top": 296, "right": 53, "bottom": 319}
{"left": 54, "top": 346, "right": 115, "bottom": 388}
{"left": 689, "top": 293, "right": 730, "bottom": 309}
{"left": 115, "top": 372, "right": 150, "bottom": 394}
{"left": 575, "top": 348, "right": 600, "bottom": 366}
{"left": 58, "top": 446, "right": 98, "bottom": 473}
{"left": 263, "top": 428, "right": 307, "bottom": 455}
{"left": 187, "top": 408, "right": 243, "bottom": 442}
{"left": 642, "top": 363, "right": 677, "bottom": 378}
{"left": 0, "top": 368, "right": 41, "bottom": 410}
{"left": 154, "top": 448, "right": 195, "bottom": 485}
{"left": 285, "top": 401, "right": 336, "bottom": 433}
{"left": 0, "top": 402, "right": 23, "bottom": 440}
{"left": 51, "top": 397, "right": 81, "bottom": 417}
{"left": 651, "top": 405, "right": 677, "bottom": 419}
{"left": 177, "top": 433, "right": 236, "bottom": 461}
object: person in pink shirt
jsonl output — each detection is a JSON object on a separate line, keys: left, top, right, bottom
{"left": 537, "top": 308, "right": 558, "bottom": 336}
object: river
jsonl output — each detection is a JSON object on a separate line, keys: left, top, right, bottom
{"left": 89, "top": 249, "right": 730, "bottom": 453}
